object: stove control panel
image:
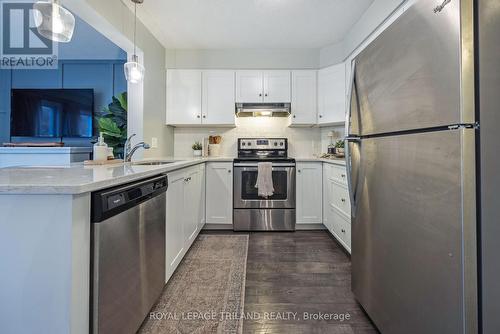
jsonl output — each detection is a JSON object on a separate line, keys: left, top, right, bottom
{"left": 238, "top": 138, "right": 287, "bottom": 150}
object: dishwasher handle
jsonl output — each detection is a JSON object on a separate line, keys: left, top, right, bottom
{"left": 92, "top": 174, "right": 168, "bottom": 223}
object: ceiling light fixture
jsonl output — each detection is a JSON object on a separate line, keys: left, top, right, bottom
{"left": 33, "top": 0, "right": 75, "bottom": 43}
{"left": 124, "top": 0, "right": 145, "bottom": 84}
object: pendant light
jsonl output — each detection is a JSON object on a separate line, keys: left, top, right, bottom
{"left": 33, "top": 0, "right": 75, "bottom": 43}
{"left": 124, "top": 0, "right": 145, "bottom": 84}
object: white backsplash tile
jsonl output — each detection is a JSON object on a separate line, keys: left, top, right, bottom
{"left": 173, "top": 118, "right": 327, "bottom": 158}
{"left": 320, "top": 125, "right": 345, "bottom": 152}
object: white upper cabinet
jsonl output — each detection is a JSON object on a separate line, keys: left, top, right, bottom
{"left": 291, "top": 70, "right": 317, "bottom": 125}
{"left": 166, "top": 69, "right": 202, "bottom": 125}
{"left": 202, "top": 70, "right": 235, "bottom": 125}
{"left": 167, "top": 69, "right": 235, "bottom": 126}
{"left": 318, "top": 63, "right": 346, "bottom": 125}
{"left": 263, "top": 70, "right": 291, "bottom": 102}
{"left": 236, "top": 70, "right": 291, "bottom": 103}
{"left": 236, "top": 71, "right": 263, "bottom": 103}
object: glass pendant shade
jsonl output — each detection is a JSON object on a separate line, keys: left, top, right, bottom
{"left": 33, "top": 1, "right": 75, "bottom": 43}
{"left": 125, "top": 0, "right": 145, "bottom": 84}
{"left": 124, "top": 55, "right": 145, "bottom": 84}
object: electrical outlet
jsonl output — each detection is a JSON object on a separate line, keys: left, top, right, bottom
{"left": 151, "top": 137, "right": 158, "bottom": 148}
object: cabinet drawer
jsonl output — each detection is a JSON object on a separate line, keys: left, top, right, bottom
{"left": 324, "top": 163, "right": 348, "bottom": 186}
{"left": 330, "top": 207, "right": 351, "bottom": 252}
{"left": 331, "top": 182, "right": 350, "bottom": 218}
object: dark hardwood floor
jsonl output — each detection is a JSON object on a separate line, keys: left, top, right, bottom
{"left": 203, "top": 230, "right": 378, "bottom": 334}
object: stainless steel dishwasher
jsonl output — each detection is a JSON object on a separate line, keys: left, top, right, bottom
{"left": 90, "top": 175, "right": 168, "bottom": 334}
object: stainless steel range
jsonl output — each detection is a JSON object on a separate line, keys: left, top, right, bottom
{"left": 233, "top": 138, "right": 296, "bottom": 231}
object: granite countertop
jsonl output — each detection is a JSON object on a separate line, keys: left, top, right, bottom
{"left": 0, "top": 155, "right": 345, "bottom": 195}
{"left": 0, "top": 156, "right": 233, "bottom": 195}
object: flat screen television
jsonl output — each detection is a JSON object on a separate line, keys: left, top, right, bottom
{"left": 11, "top": 89, "right": 94, "bottom": 139}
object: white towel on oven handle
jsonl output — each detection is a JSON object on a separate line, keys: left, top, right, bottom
{"left": 255, "top": 162, "right": 274, "bottom": 198}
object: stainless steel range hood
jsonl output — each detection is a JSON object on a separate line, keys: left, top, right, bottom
{"left": 235, "top": 103, "right": 291, "bottom": 117}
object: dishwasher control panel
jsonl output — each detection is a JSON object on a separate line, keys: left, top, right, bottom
{"left": 91, "top": 174, "right": 168, "bottom": 223}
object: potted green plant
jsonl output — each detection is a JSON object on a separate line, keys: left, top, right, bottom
{"left": 95, "top": 92, "right": 127, "bottom": 158}
{"left": 335, "top": 139, "right": 345, "bottom": 157}
{"left": 192, "top": 141, "right": 203, "bottom": 157}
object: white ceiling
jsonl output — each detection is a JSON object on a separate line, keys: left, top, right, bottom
{"left": 134, "top": 0, "right": 375, "bottom": 49}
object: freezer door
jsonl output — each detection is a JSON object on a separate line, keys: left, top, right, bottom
{"left": 351, "top": 129, "right": 476, "bottom": 334}
{"left": 352, "top": 0, "right": 464, "bottom": 136}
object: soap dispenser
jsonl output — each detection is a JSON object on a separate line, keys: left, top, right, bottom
{"left": 93, "top": 132, "right": 108, "bottom": 161}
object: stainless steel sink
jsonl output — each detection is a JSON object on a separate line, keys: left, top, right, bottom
{"left": 131, "top": 161, "right": 176, "bottom": 166}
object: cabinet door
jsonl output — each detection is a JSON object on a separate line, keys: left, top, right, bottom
{"left": 236, "top": 71, "right": 263, "bottom": 103}
{"left": 202, "top": 70, "right": 235, "bottom": 125}
{"left": 184, "top": 167, "right": 200, "bottom": 244}
{"left": 206, "top": 162, "right": 233, "bottom": 225}
{"left": 263, "top": 70, "right": 291, "bottom": 102}
{"left": 166, "top": 69, "right": 202, "bottom": 125}
{"left": 199, "top": 164, "right": 206, "bottom": 229}
{"left": 296, "top": 162, "right": 323, "bottom": 224}
{"left": 165, "top": 170, "right": 185, "bottom": 282}
{"left": 318, "top": 63, "right": 346, "bottom": 124}
{"left": 291, "top": 70, "right": 317, "bottom": 124}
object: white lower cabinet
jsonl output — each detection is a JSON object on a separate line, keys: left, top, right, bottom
{"left": 329, "top": 206, "right": 351, "bottom": 253}
{"left": 165, "top": 164, "right": 205, "bottom": 282}
{"left": 322, "top": 162, "right": 351, "bottom": 253}
{"left": 296, "top": 162, "right": 323, "bottom": 224}
{"left": 206, "top": 162, "right": 233, "bottom": 225}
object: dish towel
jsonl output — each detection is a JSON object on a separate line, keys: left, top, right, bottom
{"left": 255, "top": 162, "right": 274, "bottom": 198}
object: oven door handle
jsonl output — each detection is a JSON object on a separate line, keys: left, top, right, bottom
{"left": 233, "top": 163, "right": 296, "bottom": 167}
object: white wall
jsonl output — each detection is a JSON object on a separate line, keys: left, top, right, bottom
{"left": 166, "top": 49, "right": 320, "bottom": 69}
{"left": 65, "top": 0, "right": 174, "bottom": 158}
{"left": 320, "top": 0, "right": 406, "bottom": 67}
{"left": 173, "top": 118, "right": 322, "bottom": 158}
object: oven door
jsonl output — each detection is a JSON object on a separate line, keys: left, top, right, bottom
{"left": 233, "top": 163, "right": 296, "bottom": 209}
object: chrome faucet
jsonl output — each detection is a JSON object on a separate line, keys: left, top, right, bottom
{"left": 124, "top": 134, "right": 150, "bottom": 162}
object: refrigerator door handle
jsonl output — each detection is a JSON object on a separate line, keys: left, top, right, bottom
{"left": 345, "top": 59, "right": 357, "bottom": 136}
{"left": 345, "top": 136, "right": 361, "bottom": 218}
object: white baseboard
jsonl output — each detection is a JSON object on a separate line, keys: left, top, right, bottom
{"left": 202, "top": 223, "right": 328, "bottom": 231}
{"left": 296, "top": 223, "right": 327, "bottom": 230}
{"left": 202, "top": 224, "right": 233, "bottom": 230}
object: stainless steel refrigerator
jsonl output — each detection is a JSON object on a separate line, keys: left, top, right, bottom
{"left": 345, "top": 0, "right": 499, "bottom": 333}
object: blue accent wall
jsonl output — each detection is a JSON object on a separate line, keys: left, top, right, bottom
{"left": 0, "top": 60, "right": 126, "bottom": 145}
